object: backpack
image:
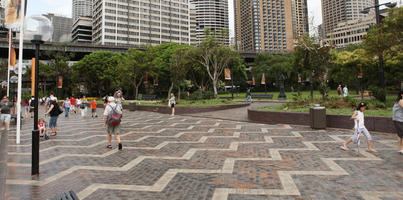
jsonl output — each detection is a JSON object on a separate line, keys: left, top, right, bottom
{"left": 107, "top": 105, "right": 121, "bottom": 126}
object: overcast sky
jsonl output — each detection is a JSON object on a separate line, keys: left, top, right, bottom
{"left": 26, "top": 0, "right": 400, "bottom": 37}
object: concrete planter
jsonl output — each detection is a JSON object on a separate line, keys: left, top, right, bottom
{"left": 128, "top": 103, "right": 249, "bottom": 115}
{"left": 248, "top": 109, "right": 396, "bottom": 133}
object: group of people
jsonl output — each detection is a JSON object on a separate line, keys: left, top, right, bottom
{"left": 341, "top": 90, "right": 403, "bottom": 154}
{"left": 61, "top": 96, "right": 98, "bottom": 118}
{"left": 337, "top": 85, "right": 349, "bottom": 97}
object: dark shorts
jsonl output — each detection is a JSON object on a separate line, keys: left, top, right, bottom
{"left": 171, "top": 103, "right": 175, "bottom": 108}
{"left": 394, "top": 121, "right": 403, "bottom": 138}
{"left": 92, "top": 109, "right": 96, "bottom": 112}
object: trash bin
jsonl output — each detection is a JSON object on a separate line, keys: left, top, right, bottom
{"left": 310, "top": 105, "right": 326, "bottom": 129}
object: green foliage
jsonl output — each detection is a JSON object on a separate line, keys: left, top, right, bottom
{"left": 189, "top": 89, "right": 215, "bottom": 100}
{"left": 72, "top": 51, "right": 122, "bottom": 96}
{"left": 368, "top": 86, "right": 386, "bottom": 102}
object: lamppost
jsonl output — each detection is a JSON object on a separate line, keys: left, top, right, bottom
{"left": 360, "top": 1, "right": 397, "bottom": 89}
{"left": 24, "top": 15, "right": 53, "bottom": 176}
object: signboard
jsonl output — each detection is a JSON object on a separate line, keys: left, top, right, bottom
{"left": 261, "top": 73, "right": 266, "bottom": 85}
{"left": 57, "top": 76, "right": 63, "bottom": 88}
{"left": 252, "top": 76, "right": 256, "bottom": 86}
{"left": 31, "top": 58, "right": 35, "bottom": 96}
{"left": 224, "top": 68, "right": 231, "bottom": 80}
{"left": 5, "top": 0, "right": 27, "bottom": 29}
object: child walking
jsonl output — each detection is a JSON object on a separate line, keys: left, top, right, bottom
{"left": 91, "top": 99, "right": 98, "bottom": 118}
{"left": 168, "top": 93, "right": 175, "bottom": 116}
{"left": 341, "top": 102, "right": 377, "bottom": 153}
{"left": 38, "top": 118, "right": 46, "bottom": 137}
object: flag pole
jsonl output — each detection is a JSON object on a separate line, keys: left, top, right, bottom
{"left": 16, "top": 0, "right": 26, "bottom": 144}
{"left": 7, "top": 29, "right": 11, "bottom": 96}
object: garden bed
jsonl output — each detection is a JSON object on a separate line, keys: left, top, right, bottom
{"left": 248, "top": 109, "right": 396, "bottom": 133}
{"left": 128, "top": 102, "right": 249, "bottom": 115}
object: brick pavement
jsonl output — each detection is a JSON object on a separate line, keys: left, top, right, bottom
{"left": 2, "top": 109, "right": 403, "bottom": 200}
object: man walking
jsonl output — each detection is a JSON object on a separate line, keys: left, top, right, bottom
{"left": 343, "top": 85, "right": 349, "bottom": 97}
{"left": 104, "top": 96, "right": 123, "bottom": 150}
{"left": 0, "top": 96, "right": 14, "bottom": 131}
{"left": 63, "top": 97, "right": 71, "bottom": 118}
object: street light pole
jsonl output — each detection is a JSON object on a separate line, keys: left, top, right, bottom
{"left": 361, "top": 1, "right": 396, "bottom": 89}
{"left": 374, "top": 0, "right": 385, "bottom": 89}
{"left": 31, "top": 35, "right": 43, "bottom": 176}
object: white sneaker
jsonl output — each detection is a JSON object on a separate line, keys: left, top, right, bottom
{"left": 1, "top": 127, "right": 5, "bottom": 130}
{"left": 6, "top": 128, "right": 10, "bottom": 131}
{"left": 399, "top": 150, "right": 403, "bottom": 154}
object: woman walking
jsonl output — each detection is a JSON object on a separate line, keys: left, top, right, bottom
{"left": 63, "top": 97, "right": 71, "bottom": 118}
{"left": 393, "top": 90, "right": 403, "bottom": 154}
{"left": 45, "top": 97, "right": 60, "bottom": 136}
{"left": 114, "top": 90, "right": 125, "bottom": 109}
{"left": 80, "top": 96, "right": 88, "bottom": 118}
{"left": 168, "top": 93, "right": 175, "bottom": 116}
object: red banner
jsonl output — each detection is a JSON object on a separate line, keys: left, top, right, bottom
{"left": 57, "top": 76, "right": 63, "bottom": 88}
{"left": 252, "top": 76, "right": 256, "bottom": 86}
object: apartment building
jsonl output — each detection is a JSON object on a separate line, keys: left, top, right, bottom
{"left": 92, "top": 0, "right": 193, "bottom": 46}
{"left": 235, "top": 0, "right": 307, "bottom": 52}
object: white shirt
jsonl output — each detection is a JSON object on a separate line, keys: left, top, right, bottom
{"left": 77, "top": 99, "right": 82, "bottom": 105}
{"left": 103, "top": 102, "right": 122, "bottom": 116}
{"left": 354, "top": 111, "right": 365, "bottom": 129}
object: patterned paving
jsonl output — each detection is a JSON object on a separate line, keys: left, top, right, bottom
{"left": 3, "top": 110, "right": 403, "bottom": 200}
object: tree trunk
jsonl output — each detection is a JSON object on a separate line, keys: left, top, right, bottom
{"left": 213, "top": 80, "right": 218, "bottom": 98}
{"left": 167, "top": 82, "right": 174, "bottom": 100}
{"left": 178, "top": 85, "right": 181, "bottom": 103}
{"left": 135, "top": 85, "right": 140, "bottom": 100}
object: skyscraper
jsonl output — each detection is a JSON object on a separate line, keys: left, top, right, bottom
{"left": 234, "top": 0, "right": 308, "bottom": 52}
{"left": 190, "top": 0, "right": 229, "bottom": 45}
{"left": 92, "top": 0, "right": 193, "bottom": 46}
{"left": 72, "top": 0, "right": 92, "bottom": 22}
{"left": 43, "top": 13, "right": 73, "bottom": 43}
{"left": 292, "top": 0, "right": 309, "bottom": 38}
{"left": 321, "top": 0, "right": 373, "bottom": 38}
{"left": 72, "top": 16, "right": 92, "bottom": 43}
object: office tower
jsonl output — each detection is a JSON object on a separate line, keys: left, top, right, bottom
{"left": 43, "top": 13, "right": 73, "bottom": 43}
{"left": 92, "top": 0, "right": 193, "bottom": 46}
{"left": 321, "top": 0, "right": 373, "bottom": 38}
{"left": 72, "top": 0, "right": 92, "bottom": 22}
{"left": 292, "top": 0, "right": 309, "bottom": 38}
{"left": 326, "top": 9, "right": 389, "bottom": 48}
{"left": 72, "top": 16, "right": 92, "bottom": 43}
{"left": 235, "top": 0, "right": 307, "bottom": 52}
{"left": 190, "top": 0, "right": 229, "bottom": 45}
{"left": 0, "top": 0, "right": 5, "bottom": 27}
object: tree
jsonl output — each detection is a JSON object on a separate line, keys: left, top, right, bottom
{"left": 72, "top": 51, "right": 122, "bottom": 96}
{"left": 363, "top": 7, "right": 403, "bottom": 89}
{"left": 295, "top": 35, "right": 332, "bottom": 99}
{"left": 119, "top": 48, "right": 155, "bottom": 100}
{"left": 329, "top": 49, "right": 376, "bottom": 92}
{"left": 190, "top": 34, "right": 242, "bottom": 98}
{"left": 252, "top": 53, "right": 294, "bottom": 88}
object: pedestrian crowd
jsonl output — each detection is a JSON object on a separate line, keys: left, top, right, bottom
{"left": 2, "top": 88, "right": 402, "bottom": 155}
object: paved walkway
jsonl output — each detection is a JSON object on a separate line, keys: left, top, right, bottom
{"left": 2, "top": 109, "right": 403, "bottom": 200}
{"left": 184, "top": 102, "right": 280, "bottom": 122}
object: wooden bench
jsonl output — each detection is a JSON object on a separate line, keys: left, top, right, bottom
{"left": 251, "top": 94, "right": 274, "bottom": 99}
{"left": 141, "top": 94, "right": 157, "bottom": 100}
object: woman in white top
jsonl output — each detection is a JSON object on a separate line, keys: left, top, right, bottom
{"left": 168, "top": 93, "right": 175, "bottom": 116}
{"left": 114, "top": 90, "right": 125, "bottom": 109}
{"left": 341, "top": 102, "right": 377, "bottom": 153}
{"left": 393, "top": 90, "right": 403, "bottom": 154}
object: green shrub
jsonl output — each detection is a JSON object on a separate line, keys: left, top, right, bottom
{"left": 369, "top": 86, "right": 386, "bottom": 102}
{"left": 203, "top": 91, "right": 215, "bottom": 99}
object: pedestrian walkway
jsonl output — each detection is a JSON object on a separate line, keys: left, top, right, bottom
{"left": 184, "top": 102, "right": 280, "bottom": 122}
{"left": 2, "top": 109, "right": 403, "bottom": 199}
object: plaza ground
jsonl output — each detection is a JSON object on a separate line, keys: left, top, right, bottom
{"left": 1, "top": 106, "right": 402, "bottom": 199}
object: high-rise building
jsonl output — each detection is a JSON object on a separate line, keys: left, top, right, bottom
{"left": 43, "top": 13, "right": 73, "bottom": 43}
{"left": 325, "top": 9, "right": 389, "bottom": 49}
{"left": 190, "top": 0, "right": 229, "bottom": 45}
{"left": 321, "top": 0, "right": 373, "bottom": 38}
{"left": 0, "top": 0, "right": 5, "bottom": 27}
{"left": 235, "top": 0, "right": 307, "bottom": 52}
{"left": 292, "top": 0, "right": 309, "bottom": 38}
{"left": 92, "top": 0, "right": 193, "bottom": 46}
{"left": 72, "top": 0, "right": 92, "bottom": 22}
{"left": 72, "top": 16, "right": 92, "bottom": 43}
